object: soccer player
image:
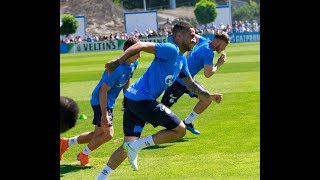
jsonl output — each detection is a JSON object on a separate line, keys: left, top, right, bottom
{"left": 96, "top": 21, "right": 223, "bottom": 179}
{"left": 60, "top": 96, "right": 79, "bottom": 133}
{"left": 60, "top": 37, "right": 140, "bottom": 166}
{"left": 161, "top": 30, "right": 230, "bottom": 134}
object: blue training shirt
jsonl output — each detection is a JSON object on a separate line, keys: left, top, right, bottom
{"left": 90, "top": 61, "right": 138, "bottom": 108}
{"left": 198, "top": 36, "right": 209, "bottom": 44}
{"left": 125, "top": 43, "right": 190, "bottom": 101}
{"left": 176, "top": 36, "right": 214, "bottom": 86}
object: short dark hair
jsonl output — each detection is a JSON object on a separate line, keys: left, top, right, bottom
{"left": 123, "top": 36, "right": 140, "bottom": 51}
{"left": 214, "top": 30, "right": 231, "bottom": 44}
{"left": 172, "top": 21, "right": 193, "bottom": 38}
{"left": 60, "top": 96, "right": 79, "bottom": 133}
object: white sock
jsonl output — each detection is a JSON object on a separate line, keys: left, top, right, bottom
{"left": 185, "top": 110, "right": 199, "bottom": 124}
{"left": 96, "top": 165, "right": 113, "bottom": 180}
{"left": 131, "top": 135, "right": 155, "bottom": 152}
{"left": 68, "top": 136, "right": 78, "bottom": 147}
{"left": 82, "top": 145, "right": 92, "bottom": 155}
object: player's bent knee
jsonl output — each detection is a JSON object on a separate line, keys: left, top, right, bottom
{"left": 103, "top": 132, "right": 113, "bottom": 141}
{"left": 175, "top": 124, "right": 186, "bottom": 138}
{"left": 178, "top": 129, "right": 186, "bottom": 138}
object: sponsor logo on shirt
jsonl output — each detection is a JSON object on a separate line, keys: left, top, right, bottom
{"left": 116, "top": 74, "right": 129, "bottom": 88}
{"left": 165, "top": 75, "right": 174, "bottom": 86}
{"left": 127, "top": 86, "right": 138, "bottom": 95}
{"left": 169, "top": 94, "right": 177, "bottom": 103}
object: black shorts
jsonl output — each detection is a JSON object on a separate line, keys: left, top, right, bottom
{"left": 123, "top": 97, "right": 181, "bottom": 137}
{"left": 92, "top": 105, "right": 113, "bottom": 127}
{"left": 161, "top": 80, "right": 197, "bottom": 107}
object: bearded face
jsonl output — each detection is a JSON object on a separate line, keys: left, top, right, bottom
{"left": 182, "top": 28, "right": 196, "bottom": 52}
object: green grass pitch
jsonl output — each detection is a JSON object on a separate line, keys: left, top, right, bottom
{"left": 60, "top": 42, "right": 260, "bottom": 179}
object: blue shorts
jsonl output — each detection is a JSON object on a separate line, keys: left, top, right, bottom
{"left": 91, "top": 105, "right": 113, "bottom": 127}
{"left": 161, "top": 80, "right": 197, "bottom": 107}
{"left": 123, "top": 97, "right": 181, "bottom": 137}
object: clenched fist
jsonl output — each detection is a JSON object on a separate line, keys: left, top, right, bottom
{"left": 209, "top": 93, "right": 223, "bottom": 103}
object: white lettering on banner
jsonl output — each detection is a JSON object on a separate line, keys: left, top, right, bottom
{"left": 233, "top": 33, "right": 260, "bottom": 43}
{"left": 255, "top": 35, "right": 259, "bottom": 41}
{"left": 71, "top": 41, "right": 119, "bottom": 52}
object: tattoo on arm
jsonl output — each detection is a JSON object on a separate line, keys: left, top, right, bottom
{"left": 193, "top": 79, "right": 203, "bottom": 87}
{"left": 182, "top": 76, "right": 210, "bottom": 99}
{"left": 109, "top": 59, "right": 120, "bottom": 72}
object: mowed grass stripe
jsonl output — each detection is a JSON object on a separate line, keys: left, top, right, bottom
{"left": 60, "top": 42, "right": 259, "bottom": 67}
{"left": 60, "top": 67, "right": 147, "bottom": 83}
{"left": 225, "top": 53, "right": 259, "bottom": 63}
{"left": 60, "top": 58, "right": 152, "bottom": 75}
{"left": 180, "top": 70, "right": 259, "bottom": 93}
{"left": 218, "top": 61, "right": 260, "bottom": 73}
{"left": 60, "top": 51, "right": 157, "bottom": 67}
{"left": 60, "top": 60, "right": 154, "bottom": 73}
{"left": 60, "top": 51, "right": 120, "bottom": 61}
{"left": 60, "top": 70, "right": 259, "bottom": 101}
{"left": 226, "top": 49, "right": 259, "bottom": 57}
{"left": 60, "top": 61, "right": 259, "bottom": 83}
{"left": 227, "top": 42, "right": 259, "bottom": 50}
{"left": 60, "top": 70, "right": 102, "bottom": 83}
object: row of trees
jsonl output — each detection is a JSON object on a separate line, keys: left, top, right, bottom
{"left": 61, "top": 0, "right": 259, "bottom": 37}
{"left": 193, "top": 0, "right": 259, "bottom": 28}
{"left": 232, "top": 0, "right": 259, "bottom": 22}
{"left": 112, "top": 0, "right": 260, "bottom": 23}
{"left": 112, "top": 0, "right": 259, "bottom": 9}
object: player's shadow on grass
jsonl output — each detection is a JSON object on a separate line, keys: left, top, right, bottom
{"left": 144, "top": 144, "right": 171, "bottom": 150}
{"left": 143, "top": 137, "right": 195, "bottom": 150}
{"left": 60, "top": 164, "right": 93, "bottom": 175}
{"left": 174, "top": 137, "right": 196, "bottom": 143}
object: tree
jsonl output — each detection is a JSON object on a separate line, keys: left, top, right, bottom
{"left": 60, "top": 14, "right": 78, "bottom": 37}
{"left": 194, "top": 0, "right": 217, "bottom": 28}
{"left": 232, "top": 0, "right": 260, "bottom": 22}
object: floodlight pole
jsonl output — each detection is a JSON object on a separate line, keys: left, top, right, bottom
{"left": 143, "top": 0, "right": 146, "bottom": 11}
{"left": 74, "top": 42, "right": 76, "bottom": 53}
{"left": 229, "top": 0, "right": 232, "bottom": 25}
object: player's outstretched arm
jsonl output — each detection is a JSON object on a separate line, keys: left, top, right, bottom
{"left": 182, "top": 75, "right": 223, "bottom": 103}
{"left": 105, "top": 42, "right": 155, "bottom": 74}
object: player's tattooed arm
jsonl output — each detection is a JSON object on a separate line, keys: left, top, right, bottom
{"left": 181, "top": 76, "right": 210, "bottom": 99}
{"left": 105, "top": 42, "right": 155, "bottom": 74}
{"left": 181, "top": 74, "right": 223, "bottom": 103}
{"left": 105, "top": 58, "right": 120, "bottom": 73}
